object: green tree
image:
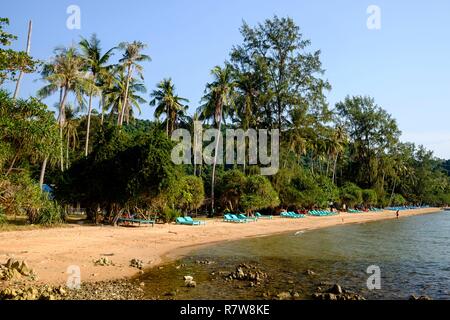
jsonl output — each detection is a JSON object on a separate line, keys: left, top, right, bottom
{"left": 362, "top": 189, "right": 378, "bottom": 207}
{"left": 104, "top": 69, "right": 147, "bottom": 124}
{"left": 241, "top": 175, "right": 280, "bottom": 213}
{"left": 79, "top": 34, "right": 115, "bottom": 156}
{"left": 230, "top": 16, "right": 330, "bottom": 130}
{"left": 340, "top": 183, "right": 363, "bottom": 208}
{"left": 336, "top": 96, "right": 401, "bottom": 188}
{"left": 0, "top": 18, "right": 37, "bottom": 85}
{"left": 117, "top": 41, "right": 150, "bottom": 126}
{"left": 198, "top": 65, "right": 237, "bottom": 214}
{"left": 38, "top": 47, "right": 87, "bottom": 171}
{"left": 150, "top": 78, "right": 189, "bottom": 136}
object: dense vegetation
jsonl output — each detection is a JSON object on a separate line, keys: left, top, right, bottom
{"left": 1, "top": 16, "right": 449, "bottom": 225}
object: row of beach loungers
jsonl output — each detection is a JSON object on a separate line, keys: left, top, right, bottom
{"left": 280, "top": 212, "right": 305, "bottom": 218}
{"left": 223, "top": 213, "right": 273, "bottom": 223}
{"left": 348, "top": 208, "right": 383, "bottom": 213}
{"left": 119, "top": 207, "right": 390, "bottom": 228}
{"left": 309, "top": 210, "right": 338, "bottom": 217}
{"left": 386, "top": 205, "right": 429, "bottom": 211}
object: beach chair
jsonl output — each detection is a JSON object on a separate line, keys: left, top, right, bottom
{"left": 176, "top": 217, "right": 201, "bottom": 226}
{"left": 255, "top": 212, "right": 273, "bottom": 219}
{"left": 117, "top": 217, "right": 155, "bottom": 227}
{"left": 238, "top": 213, "right": 257, "bottom": 222}
{"left": 185, "top": 216, "right": 206, "bottom": 225}
{"left": 223, "top": 214, "right": 246, "bottom": 223}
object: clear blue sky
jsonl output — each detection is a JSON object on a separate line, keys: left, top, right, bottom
{"left": 3, "top": 0, "right": 450, "bottom": 158}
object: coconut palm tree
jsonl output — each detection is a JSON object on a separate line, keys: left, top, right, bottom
{"left": 104, "top": 70, "right": 147, "bottom": 123}
{"left": 79, "top": 34, "right": 115, "bottom": 156}
{"left": 232, "top": 71, "right": 260, "bottom": 130}
{"left": 330, "top": 125, "right": 348, "bottom": 183}
{"left": 63, "top": 106, "right": 80, "bottom": 170}
{"left": 38, "top": 46, "right": 87, "bottom": 171}
{"left": 198, "top": 65, "right": 236, "bottom": 214}
{"left": 117, "top": 41, "right": 150, "bottom": 126}
{"left": 150, "top": 79, "right": 189, "bottom": 136}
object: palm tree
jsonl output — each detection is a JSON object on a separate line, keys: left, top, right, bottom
{"left": 232, "top": 71, "right": 260, "bottom": 129}
{"left": 198, "top": 65, "right": 236, "bottom": 214}
{"left": 104, "top": 70, "right": 147, "bottom": 123}
{"left": 38, "top": 47, "right": 87, "bottom": 171}
{"left": 117, "top": 41, "right": 150, "bottom": 126}
{"left": 63, "top": 106, "right": 79, "bottom": 170}
{"left": 330, "top": 126, "right": 347, "bottom": 183}
{"left": 79, "top": 34, "right": 115, "bottom": 156}
{"left": 150, "top": 79, "right": 189, "bottom": 136}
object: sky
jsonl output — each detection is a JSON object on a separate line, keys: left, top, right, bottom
{"left": 2, "top": 0, "right": 450, "bottom": 158}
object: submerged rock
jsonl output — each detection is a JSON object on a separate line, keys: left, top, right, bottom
{"left": 130, "top": 258, "right": 144, "bottom": 270}
{"left": 185, "top": 280, "right": 197, "bottom": 288}
{"left": 328, "top": 284, "right": 343, "bottom": 295}
{"left": 277, "top": 292, "right": 292, "bottom": 300}
{"left": 94, "top": 257, "right": 114, "bottom": 266}
{"left": 183, "top": 275, "right": 193, "bottom": 281}
{"left": 196, "top": 260, "right": 215, "bottom": 265}
{"left": 305, "top": 269, "right": 317, "bottom": 276}
{"left": 313, "top": 284, "right": 365, "bottom": 301}
{"left": 409, "top": 295, "right": 432, "bottom": 300}
{"left": 226, "top": 264, "right": 268, "bottom": 283}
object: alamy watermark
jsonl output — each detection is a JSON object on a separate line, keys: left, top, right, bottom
{"left": 66, "top": 265, "right": 81, "bottom": 289}
{"left": 171, "top": 121, "right": 279, "bottom": 175}
{"left": 367, "top": 5, "right": 381, "bottom": 30}
{"left": 66, "top": 5, "right": 81, "bottom": 30}
{"left": 366, "top": 265, "right": 381, "bottom": 290}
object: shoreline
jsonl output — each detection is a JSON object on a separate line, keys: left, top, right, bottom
{"left": 0, "top": 208, "right": 442, "bottom": 287}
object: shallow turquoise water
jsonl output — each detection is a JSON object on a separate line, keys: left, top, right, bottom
{"left": 141, "top": 211, "right": 450, "bottom": 300}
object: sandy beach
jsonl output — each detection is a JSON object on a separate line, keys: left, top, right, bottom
{"left": 0, "top": 208, "right": 441, "bottom": 285}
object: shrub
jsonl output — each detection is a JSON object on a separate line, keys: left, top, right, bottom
{"left": 241, "top": 175, "right": 280, "bottom": 212}
{"left": 36, "top": 201, "right": 65, "bottom": 225}
{"left": 160, "top": 207, "right": 181, "bottom": 223}
{"left": 0, "top": 207, "right": 6, "bottom": 224}
{"left": 391, "top": 194, "right": 406, "bottom": 206}
{"left": 340, "top": 183, "right": 363, "bottom": 207}
{"left": 362, "top": 189, "right": 378, "bottom": 206}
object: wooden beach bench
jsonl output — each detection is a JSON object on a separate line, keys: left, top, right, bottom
{"left": 117, "top": 217, "right": 155, "bottom": 227}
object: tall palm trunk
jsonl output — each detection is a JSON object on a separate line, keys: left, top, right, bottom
{"left": 59, "top": 87, "right": 69, "bottom": 171}
{"left": 66, "top": 131, "right": 70, "bottom": 170}
{"left": 165, "top": 104, "right": 169, "bottom": 136}
{"left": 100, "top": 97, "right": 104, "bottom": 125}
{"left": 332, "top": 154, "right": 338, "bottom": 184}
{"left": 211, "top": 112, "right": 222, "bottom": 215}
{"left": 388, "top": 179, "right": 397, "bottom": 207}
{"left": 13, "top": 20, "right": 32, "bottom": 99}
{"left": 84, "top": 89, "right": 93, "bottom": 156}
{"left": 119, "top": 64, "right": 132, "bottom": 126}
{"left": 39, "top": 156, "right": 48, "bottom": 189}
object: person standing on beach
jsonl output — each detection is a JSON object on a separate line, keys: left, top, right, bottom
{"left": 396, "top": 210, "right": 400, "bottom": 219}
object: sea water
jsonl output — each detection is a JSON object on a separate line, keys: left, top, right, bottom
{"left": 141, "top": 211, "right": 450, "bottom": 300}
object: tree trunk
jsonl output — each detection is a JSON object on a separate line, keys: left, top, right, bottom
{"left": 66, "top": 131, "right": 70, "bottom": 170}
{"left": 13, "top": 20, "right": 32, "bottom": 99}
{"left": 6, "top": 153, "right": 19, "bottom": 176}
{"left": 211, "top": 116, "right": 222, "bottom": 216}
{"left": 119, "top": 65, "right": 132, "bottom": 127}
{"left": 165, "top": 104, "right": 169, "bottom": 136}
{"left": 100, "top": 97, "right": 104, "bottom": 125}
{"left": 59, "top": 88, "right": 68, "bottom": 171}
{"left": 84, "top": 90, "right": 93, "bottom": 156}
{"left": 388, "top": 179, "right": 397, "bottom": 207}
{"left": 332, "top": 154, "right": 338, "bottom": 184}
{"left": 39, "top": 156, "right": 48, "bottom": 189}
